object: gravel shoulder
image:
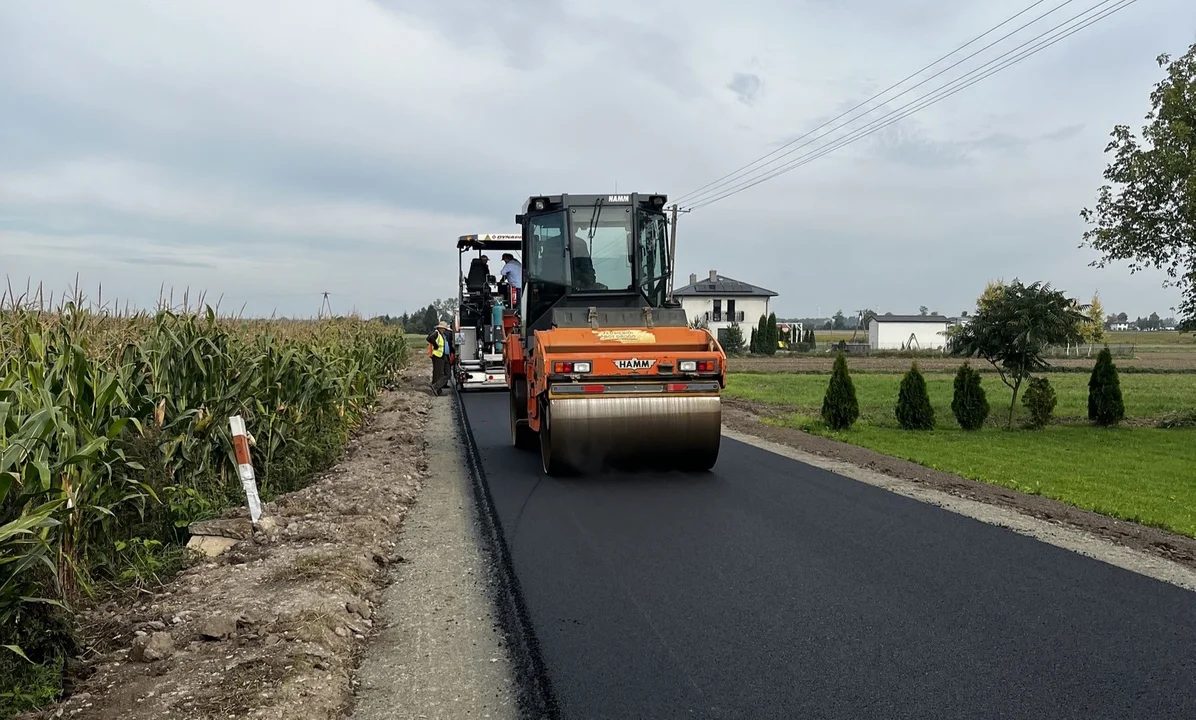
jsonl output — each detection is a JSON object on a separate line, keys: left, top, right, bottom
{"left": 349, "top": 389, "right": 516, "bottom": 720}
{"left": 723, "top": 397, "right": 1196, "bottom": 591}
{"left": 20, "top": 367, "right": 488, "bottom": 720}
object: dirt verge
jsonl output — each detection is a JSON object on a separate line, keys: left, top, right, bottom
{"left": 723, "top": 397, "right": 1196, "bottom": 577}
{"left": 22, "top": 370, "right": 433, "bottom": 720}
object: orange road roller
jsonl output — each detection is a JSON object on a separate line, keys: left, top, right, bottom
{"left": 502, "top": 193, "right": 726, "bottom": 475}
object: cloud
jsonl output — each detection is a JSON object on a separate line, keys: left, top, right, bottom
{"left": 727, "top": 72, "right": 763, "bottom": 106}
{"left": 1040, "top": 123, "right": 1086, "bottom": 142}
{"left": 1, "top": 0, "right": 1193, "bottom": 320}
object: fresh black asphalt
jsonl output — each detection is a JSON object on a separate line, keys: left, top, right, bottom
{"left": 459, "top": 391, "right": 1196, "bottom": 719}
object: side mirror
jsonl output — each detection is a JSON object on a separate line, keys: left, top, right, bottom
{"left": 514, "top": 214, "right": 524, "bottom": 224}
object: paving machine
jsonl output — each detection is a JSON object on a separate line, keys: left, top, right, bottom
{"left": 455, "top": 233, "right": 521, "bottom": 391}
{"left": 503, "top": 193, "right": 727, "bottom": 475}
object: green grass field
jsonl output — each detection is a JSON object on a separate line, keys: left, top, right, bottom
{"left": 726, "top": 370, "right": 1196, "bottom": 538}
{"left": 1106, "top": 330, "right": 1196, "bottom": 346}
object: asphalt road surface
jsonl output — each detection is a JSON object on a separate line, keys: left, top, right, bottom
{"left": 460, "top": 391, "right": 1196, "bottom": 719}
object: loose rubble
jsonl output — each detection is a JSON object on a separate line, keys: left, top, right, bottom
{"left": 22, "top": 371, "right": 432, "bottom": 720}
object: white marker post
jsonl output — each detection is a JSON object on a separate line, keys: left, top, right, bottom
{"left": 228, "top": 415, "right": 263, "bottom": 524}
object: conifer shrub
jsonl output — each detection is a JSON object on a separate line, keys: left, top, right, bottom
{"left": 1087, "top": 347, "right": 1125, "bottom": 426}
{"left": 895, "top": 362, "right": 935, "bottom": 430}
{"left": 1022, "top": 377, "right": 1057, "bottom": 429}
{"left": 821, "top": 353, "right": 860, "bottom": 430}
{"left": 950, "top": 362, "right": 989, "bottom": 431}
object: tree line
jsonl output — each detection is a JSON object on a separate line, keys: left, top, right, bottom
{"left": 373, "top": 298, "right": 458, "bottom": 335}
{"left": 1102, "top": 312, "right": 1180, "bottom": 331}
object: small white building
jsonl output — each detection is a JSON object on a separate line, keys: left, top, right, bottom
{"left": 673, "top": 270, "right": 777, "bottom": 340}
{"left": 868, "top": 314, "right": 951, "bottom": 350}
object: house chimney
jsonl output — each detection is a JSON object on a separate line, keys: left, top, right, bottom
{"left": 709, "top": 269, "right": 717, "bottom": 282}
{"left": 689, "top": 273, "right": 697, "bottom": 285}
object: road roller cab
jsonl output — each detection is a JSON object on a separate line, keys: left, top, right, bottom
{"left": 504, "top": 193, "right": 727, "bottom": 475}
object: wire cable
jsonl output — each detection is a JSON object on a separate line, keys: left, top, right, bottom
{"left": 671, "top": 0, "right": 1074, "bottom": 206}
{"left": 687, "top": 0, "right": 1134, "bottom": 210}
{"left": 680, "top": 0, "right": 1115, "bottom": 208}
{"left": 685, "top": 0, "right": 1138, "bottom": 211}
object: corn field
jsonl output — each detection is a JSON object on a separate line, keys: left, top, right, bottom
{"left": 0, "top": 295, "right": 408, "bottom": 711}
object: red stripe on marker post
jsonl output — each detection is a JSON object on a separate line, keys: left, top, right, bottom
{"left": 229, "top": 415, "right": 263, "bottom": 524}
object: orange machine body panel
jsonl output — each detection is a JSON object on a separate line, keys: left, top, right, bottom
{"left": 506, "top": 324, "right": 726, "bottom": 433}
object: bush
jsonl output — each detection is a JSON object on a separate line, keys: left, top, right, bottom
{"left": 895, "top": 362, "right": 935, "bottom": 430}
{"left": 951, "top": 362, "right": 989, "bottom": 430}
{"left": 749, "top": 328, "right": 759, "bottom": 354}
{"left": 1087, "top": 347, "right": 1125, "bottom": 426}
{"left": 821, "top": 353, "right": 860, "bottom": 430}
{"left": 1022, "top": 377, "right": 1057, "bottom": 428}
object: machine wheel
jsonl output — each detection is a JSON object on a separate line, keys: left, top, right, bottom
{"left": 510, "top": 381, "right": 537, "bottom": 451}
{"left": 539, "top": 400, "right": 572, "bottom": 476}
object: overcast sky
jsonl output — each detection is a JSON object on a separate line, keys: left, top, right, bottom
{"left": 2, "top": 0, "right": 1193, "bottom": 319}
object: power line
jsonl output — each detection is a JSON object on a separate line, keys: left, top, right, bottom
{"left": 672, "top": 0, "right": 1071, "bottom": 207}
{"left": 685, "top": 0, "right": 1138, "bottom": 211}
{"left": 688, "top": 0, "right": 1135, "bottom": 210}
{"left": 680, "top": 0, "right": 1115, "bottom": 209}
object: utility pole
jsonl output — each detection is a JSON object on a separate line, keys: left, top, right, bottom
{"left": 667, "top": 203, "right": 679, "bottom": 299}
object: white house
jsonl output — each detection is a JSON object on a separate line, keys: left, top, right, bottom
{"left": 673, "top": 270, "right": 777, "bottom": 341}
{"left": 867, "top": 314, "right": 951, "bottom": 350}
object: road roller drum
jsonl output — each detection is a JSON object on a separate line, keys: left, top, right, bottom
{"left": 539, "top": 388, "right": 722, "bottom": 474}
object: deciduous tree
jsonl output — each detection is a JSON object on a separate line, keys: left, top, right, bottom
{"left": 952, "top": 280, "right": 1088, "bottom": 427}
{"left": 1081, "top": 293, "right": 1107, "bottom": 351}
{"left": 1081, "top": 44, "right": 1196, "bottom": 331}
{"left": 977, "top": 279, "right": 1006, "bottom": 313}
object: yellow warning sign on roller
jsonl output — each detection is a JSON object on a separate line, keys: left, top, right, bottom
{"left": 593, "top": 329, "right": 656, "bottom": 343}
